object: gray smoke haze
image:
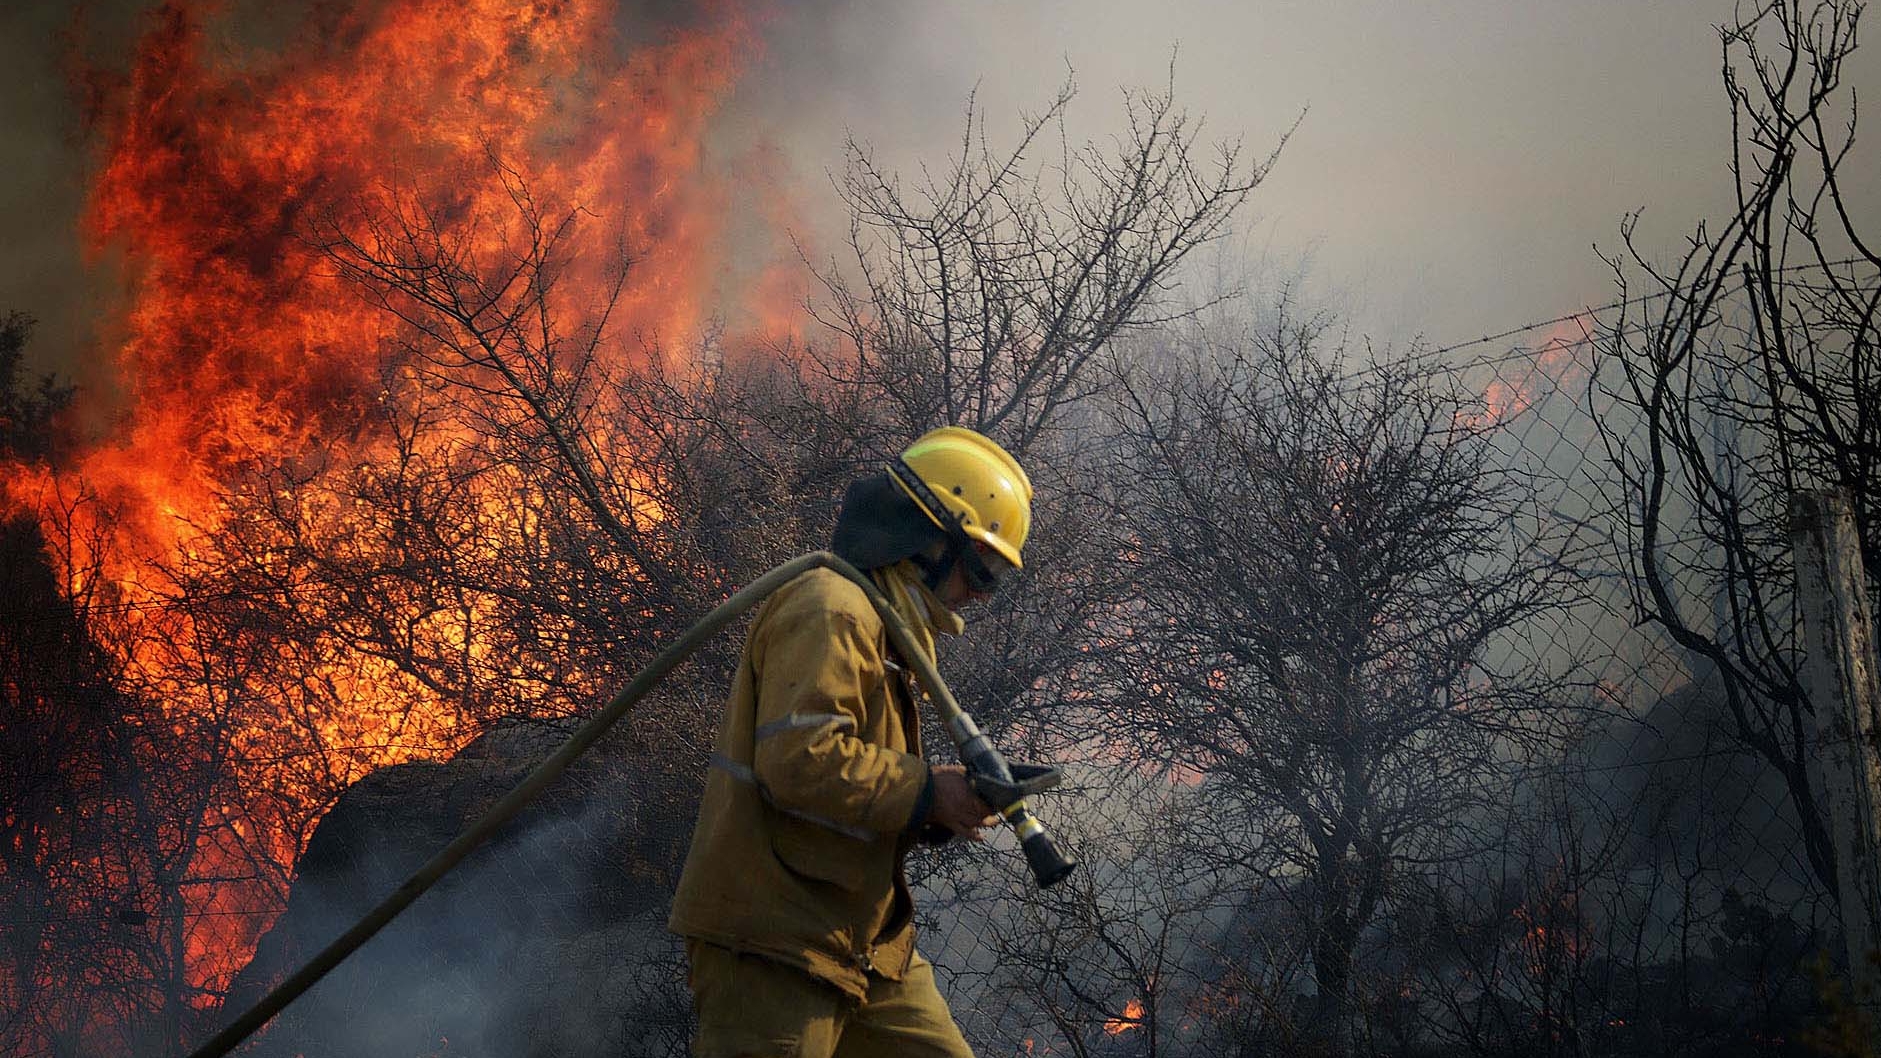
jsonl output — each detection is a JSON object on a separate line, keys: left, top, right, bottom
{"left": 703, "top": 0, "right": 1878, "bottom": 347}
{"left": 4, "top": 0, "right": 1876, "bottom": 386}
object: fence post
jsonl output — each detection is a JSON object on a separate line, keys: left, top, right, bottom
{"left": 1793, "top": 488, "right": 1881, "bottom": 1038}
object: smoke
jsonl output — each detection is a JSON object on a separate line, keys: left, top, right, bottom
{"left": 226, "top": 716, "right": 701, "bottom": 1057}
{"left": 0, "top": 0, "right": 143, "bottom": 392}
{"left": 11, "top": 0, "right": 1881, "bottom": 394}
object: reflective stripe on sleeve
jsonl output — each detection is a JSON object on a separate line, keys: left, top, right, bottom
{"left": 709, "top": 753, "right": 877, "bottom": 842}
{"left": 753, "top": 711, "right": 857, "bottom": 743}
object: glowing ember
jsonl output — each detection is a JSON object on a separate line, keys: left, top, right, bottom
{"left": 1513, "top": 886, "right": 1590, "bottom": 978}
{"left": 1104, "top": 997, "right": 1146, "bottom": 1036}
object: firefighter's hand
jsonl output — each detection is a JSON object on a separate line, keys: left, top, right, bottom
{"left": 929, "top": 764, "right": 998, "bottom": 842}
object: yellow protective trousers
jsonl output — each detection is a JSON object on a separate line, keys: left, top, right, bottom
{"left": 686, "top": 941, "right": 974, "bottom": 1058}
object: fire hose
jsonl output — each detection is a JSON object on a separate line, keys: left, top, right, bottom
{"left": 185, "top": 550, "right": 1075, "bottom": 1058}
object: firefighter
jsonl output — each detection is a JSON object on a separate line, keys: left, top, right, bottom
{"left": 667, "top": 425, "right": 1033, "bottom": 1058}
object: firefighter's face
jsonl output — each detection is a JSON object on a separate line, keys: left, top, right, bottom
{"left": 937, "top": 542, "right": 1010, "bottom": 608}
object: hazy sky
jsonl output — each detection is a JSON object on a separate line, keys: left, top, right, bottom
{"left": 727, "top": 0, "right": 1866, "bottom": 347}
{"left": 2, "top": 0, "right": 1873, "bottom": 381}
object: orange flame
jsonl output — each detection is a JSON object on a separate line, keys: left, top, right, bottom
{"left": 1513, "top": 884, "right": 1590, "bottom": 978}
{"left": 59, "top": 0, "right": 749, "bottom": 558}
{"left": 1475, "top": 315, "right": 1593, "bottom": 426}
{"left": 1104, "top": 997, "right": 1146, "bottom": 1036}
{"left": 5, "top": 0, "right": 778, "bottom": 1012}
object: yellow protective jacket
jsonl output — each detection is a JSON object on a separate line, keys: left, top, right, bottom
{"left": 667, "top": 566, "right": 933, "bottom": 999}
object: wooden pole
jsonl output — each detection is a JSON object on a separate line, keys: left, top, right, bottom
{"left": 1792, "top": 488, "right": 1881, "bottom": 1038}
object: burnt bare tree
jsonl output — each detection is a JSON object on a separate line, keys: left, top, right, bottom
{"left": 0, "top": 314, "right": 116, "bottom": 1055}
{"left": 955, "top": 770, "right": 1298, "bottom": 1058}
{"left": 1588, "top": 0, "right": 1879, "bottom": 896}
{"left": 1402, "top": 763, "right": 1622, "bottom": 1058}
{"left": 1102, "top": 304, "right": 1578, "bottom": 1050}
{"left": 804, "top": 74, "right": 1283, "bottom": 458}
{"left": 265, "top": 64, "right": 1284, "bottom": 741}
{"left": 794, "top": 77, "right": 1285, "bottom": 746}
{"left": 0, "top": 315, "right": 235, "bottom": 1058}
{"left": 1399, "top": 739, "right": 1831, "bottom": 1057}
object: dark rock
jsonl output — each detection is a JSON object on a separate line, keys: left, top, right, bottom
{"left": 222, "top": 712, "right": 705, "bottom": 1057}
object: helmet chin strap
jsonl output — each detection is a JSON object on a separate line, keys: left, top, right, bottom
{"left": 910, "top": 547, "right": 958, "bottom": 595}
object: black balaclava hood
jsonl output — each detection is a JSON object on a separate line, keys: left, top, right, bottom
{"left": 830, "top": 472, "right": 947, "bottom": 573}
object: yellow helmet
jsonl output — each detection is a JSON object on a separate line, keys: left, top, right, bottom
{"left": 890, "top": 426, "right": 1033, "bottom": 572}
